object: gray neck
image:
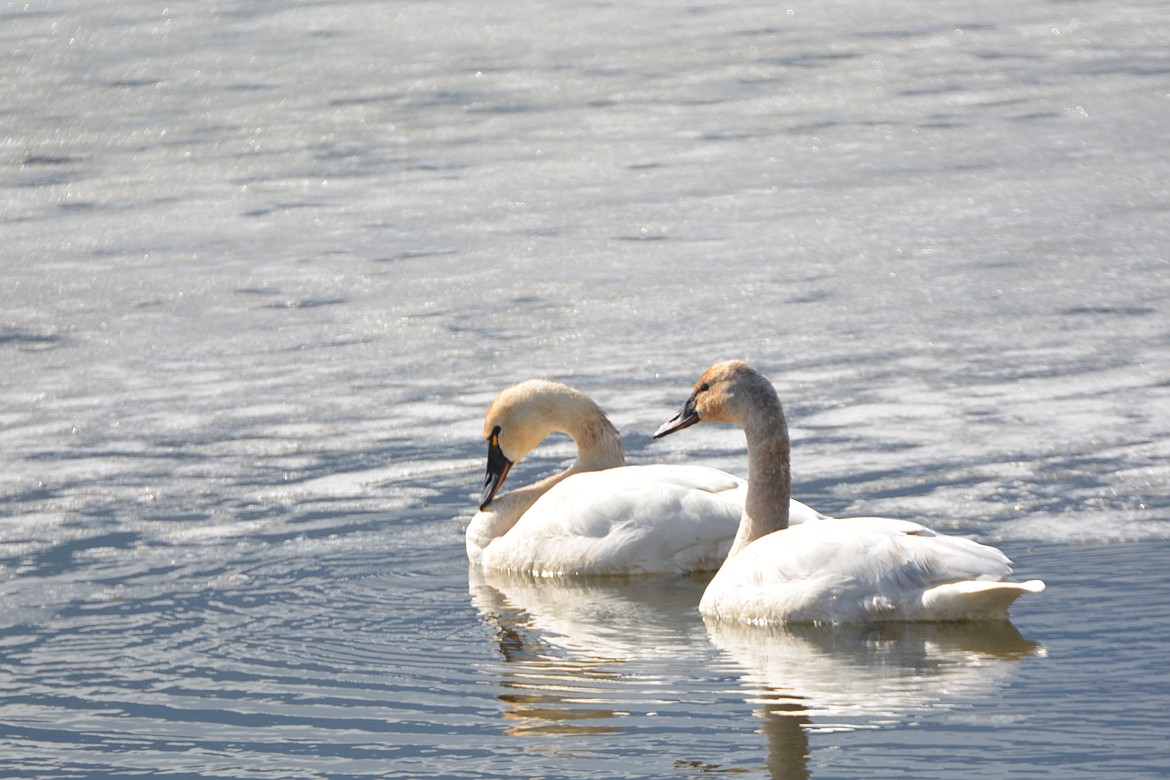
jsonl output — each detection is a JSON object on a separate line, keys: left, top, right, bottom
{"left": 726, "top": 396, "right": 792, "bottom": 560}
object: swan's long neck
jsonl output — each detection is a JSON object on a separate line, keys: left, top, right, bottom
{"left": 468, "top": 405, "right": 624, "bottom": 556}
{"left": 515, "top": 410, "right": 624, "bottom": 502}
{"left": 569, "top": 412, "right": 625, "bottom": 474}
{"left": 726, "top": 391, "right": 791, "bottom": 561}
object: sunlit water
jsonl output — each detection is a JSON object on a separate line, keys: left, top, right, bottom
{"left": 3, "top": 0, "right": 1169, "bottom": 777}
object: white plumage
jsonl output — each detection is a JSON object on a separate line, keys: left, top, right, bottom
{"left": 699, "top": 516, "right": 1044, "bottom": 623}
{"left": 475, "top": 464, "right": 744, "bottom": 575}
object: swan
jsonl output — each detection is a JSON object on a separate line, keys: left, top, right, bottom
{"left": 653, "top": 360, "right": 1045, "bottom": 624}
{"left": 468, "top": 378, "right": 825, "bottom": 576}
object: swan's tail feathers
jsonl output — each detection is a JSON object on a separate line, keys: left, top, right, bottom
{"left": 922, "top": 579, "right": 1046, "bottom": 620}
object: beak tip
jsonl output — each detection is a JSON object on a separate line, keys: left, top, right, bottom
{"left": 651, "top": 420, "right": 677, "bottom": 440}
{"left": 655, "top": 392, "right": 703, "bottom": 439}
{"left": 479, "top": 447, "right": 512, "bottom": 511}
{"left": 653, "top": 411, "right": 700, "bottom": 440}
{"left": 479, "top": 477, "right": 502, "bottom": 511}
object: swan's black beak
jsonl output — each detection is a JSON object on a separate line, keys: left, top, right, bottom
{"left": 653, "top": 392, "right": 701, "bottom": 439}
{"left": 479, "top": 433, "right": 513, "bottom": 510}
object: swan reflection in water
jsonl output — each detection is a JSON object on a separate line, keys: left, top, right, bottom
{"left": 709, "top": 619, "right": 1045, "bottom": 779}
{"left": 469, "top": 567, "right": 714, "bottom": 739}
{"left": 470, "top": 568, "right": 1045, "bottom": 777}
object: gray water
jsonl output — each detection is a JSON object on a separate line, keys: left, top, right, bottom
{"left": 3, "top": 0, "right": 1170, "bottom": 777}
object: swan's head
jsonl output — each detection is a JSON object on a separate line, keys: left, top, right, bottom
{"left": 478, "top": 379, "right": 613, "bottom": 510}
{"left": 653, "top": 360, "right": 771, "bottom": 438}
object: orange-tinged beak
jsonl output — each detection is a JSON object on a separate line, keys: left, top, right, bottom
{"left": 479, "top": 431, "right": 513, "bottom": 509}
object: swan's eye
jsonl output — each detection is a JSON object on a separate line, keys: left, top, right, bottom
{"left": 488, "top": 425, "right": 502, "bottom": 446}
{"left": 699, "top": 382, "right": 710, "bottom": 393}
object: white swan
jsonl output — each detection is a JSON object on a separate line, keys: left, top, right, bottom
{"left": 468, "top": 379, "right": 825, "bottom": 576}
{"left": 653, "top": 360, "right": 1045, "bottom": 624}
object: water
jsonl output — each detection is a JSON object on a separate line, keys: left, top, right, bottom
{"left": 2, "top": 0, "right": 1169, "bottom": 777}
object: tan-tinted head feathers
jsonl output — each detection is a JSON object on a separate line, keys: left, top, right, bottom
{"left": 483, "top": 379, "right": 610, "bottom": 463}
{"left": 478, "top": 378, "right": 624, "bottom": 509}
{"left": 690, "top": 360, "right": 758, "bottom": 425}
{"left": 654, "top": 360, "right": 783, "bottom": 438}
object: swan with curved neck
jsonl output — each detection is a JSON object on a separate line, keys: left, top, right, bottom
{"left": 468, "top": 378, "right": 822, "bottom": 577}
{"left": 654, "top": 360, "right": 1045, "bottom": 623}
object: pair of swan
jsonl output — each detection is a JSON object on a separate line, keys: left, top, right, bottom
{"left": 467, "top": 362, "right": 1044, "bottom": 624}
{"left": 467, "top": 378, "right": 824, "bottom": 576}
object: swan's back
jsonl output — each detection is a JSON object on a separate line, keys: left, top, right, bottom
{"left": 480, "top": 465, "right": 744, "bottom": 576}
{"left": 475, "top": 464, "right": 829, "bottom": 576}
{"left": 700, "top": 517, "right": 1044, "bottom": 624}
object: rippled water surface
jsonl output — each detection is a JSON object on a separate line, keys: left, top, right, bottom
{"left": 3, "top": 0, "right": 1169, "bottom": 777}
